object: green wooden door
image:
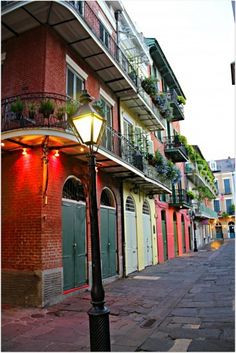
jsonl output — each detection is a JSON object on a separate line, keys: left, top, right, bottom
{"left": 100, "top": 207, "right": 117, "bottom": 279}
{"left": 62, "top": 201, "right": 87, "bottom": 290}
{"left": 181, "top": 220, "right": 186, "bottom": 253}
{"left": 162, "top": 220, "right": 168, "bottom": 261}
{"left": 173, "top": 220, "right": 179, "bottom": 256}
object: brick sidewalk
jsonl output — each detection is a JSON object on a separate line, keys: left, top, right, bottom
{"left": 2, "top": 240, "right": 235, "bottom": 352}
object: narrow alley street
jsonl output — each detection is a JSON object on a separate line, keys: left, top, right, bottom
{"left": 2, "top": 239, "right": 235, "bottom": 352}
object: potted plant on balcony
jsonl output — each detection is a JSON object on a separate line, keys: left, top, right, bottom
{"left": 27, "top": 102, "right": 37, "bottom": 120}
{"left": 66, "top": 100, "right": 79, "bottom": 118}
{"left": 177, "top": 95, "right": 186, "bottom": 105}
{"left": 145, "top": 152, "right": 156, "bottom": 166}
{"left": 11, "top": 98, "right": 24, "bottom": 120}
{"left": 56, "top": 105, "right": 66, "bottom": 120}
{"left": 39, "top": 99, "right": 55, "bottom": 119}
{"left": 187, "top": 190, "right": 195, "bottom": 200}
{"left": 141, "top": 77, "right": 158, "bottom": 98}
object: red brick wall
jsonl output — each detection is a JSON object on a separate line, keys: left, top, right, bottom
{"left": 2, "top": 148, "right": 43, "bottom": 270}
{"left": 2, "top": 26, "right": 47, "bottom": 98}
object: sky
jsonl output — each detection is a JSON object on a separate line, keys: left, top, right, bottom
{"left": 123, "top": 0, "right": 235, "bottom": 161}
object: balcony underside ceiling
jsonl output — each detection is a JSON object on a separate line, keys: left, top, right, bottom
{"left": 2, "top": 130, "right": 171, "bottom": 195}
{"left": 2, "top": 1, "right": 164, "bottom": 131}
{"left": 164, "top": 147, "right": 188, "bottom": 163}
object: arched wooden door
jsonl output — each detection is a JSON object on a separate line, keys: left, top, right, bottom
{"left": 173, "top": 212, "right": 179, "bottom": 256}
{"left": 181, "top": 215, "right": 186, "bottom": 253}
{"left": 100, "top": 188, "right": 117, "bottom": 279}
{"left": 62, "top": 178, "right": 87, "bottom": 291}
{"left": 161, "top": 210, "right": 168, "bottom": 261}
{"left": 228, "top": 222, "right": 235, "bottom": 238}
{"left": 125, "top": 196, "right": 138, "bottom": 274}
{"left": 142, "top": 200, "right": 152, "bottom": 267}
{"left": 215, "top": 222, "right": 223, "bottom": 239}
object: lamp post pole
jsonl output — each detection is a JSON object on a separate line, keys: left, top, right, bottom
{"left": 68, "top": 90, "right": 111, "bottom": 351}
{"left": 87, "top": 151, "right": 111, "bottom": 351}
{"left": 193, "top": 219, "right": 198, "bottom": 252}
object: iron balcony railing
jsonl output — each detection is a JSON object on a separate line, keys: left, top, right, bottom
{"left": 163, "top": 135, "right": 188, "bottom": 162}
{"left": 1, "top": 92, "right": 70, "bottom": 131}
{"left": 164, "top": 135, "right": 188, "bottom": 154}
{"left": 168, "top": 188, "right": 192, "bottom": 208}
{"left": 169, "top": 88, "right": 185, "bottom": 121}
{"left": 185, "top": 162, "right": 217, "bottom": 197}
{"left": 193, "top": 202, "right": 218, "bottom": 219}
{"left": 101, "top": 125, "right": 172, "bottom": 190}
{"left": 68, "top": 1, "right": 138, "bottom": 87}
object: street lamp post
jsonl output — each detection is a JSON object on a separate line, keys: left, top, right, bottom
{"left": 193, "top": 220, "right": 198, "bottom": 252}
{"left": 68, "top": 91, "right": 111, "bottom": 352}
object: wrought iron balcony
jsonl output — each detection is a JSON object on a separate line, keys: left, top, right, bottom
{"left": 1, "top": 93, "right": 71, "bottom": 132}
{"left": 169, "top": 89, "right": 185, "bottom": 121}
{"left": 100, "top": 126, "right": 172, "bottom": 192}
{"left": 168, "top": 189, "right": 192, "bottom": 209}
{"left": 193, "top": 202, "right": 218, "bottom": 219}
{"left": 185, "top": 162, "right": 217, "bottom": 197}
{"left": 164, "top": 135, "right": 188, "bottom": 162}
{"left": 68, "top": 1, "right": 137, "bottom": 86}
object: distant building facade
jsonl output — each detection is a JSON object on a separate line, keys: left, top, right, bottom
{"left": 209, "top": 157, "right": 235, "bottom": 238}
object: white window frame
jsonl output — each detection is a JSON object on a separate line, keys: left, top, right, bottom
{"left": 99, "top": 88, "right": 115, "bottom": 106}
{"left": 66, "top": 55, "right": 88, "bottom": 80}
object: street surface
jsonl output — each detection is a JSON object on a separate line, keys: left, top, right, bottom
{"left": 2, "top": 239, "right": 235, "bottom": 352}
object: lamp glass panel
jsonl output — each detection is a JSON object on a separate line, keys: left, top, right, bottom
{"left": 93, "top": 116, "right": 103, "bottom": 144}
{"left": 73, "top": 115, "right": 92, "bottom": 143}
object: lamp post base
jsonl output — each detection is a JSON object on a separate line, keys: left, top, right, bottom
{"left": 88, "top": 306, "right": 111, "bottom": 352}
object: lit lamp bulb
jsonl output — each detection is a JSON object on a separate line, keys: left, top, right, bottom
{"left": 22, "top": 148, "right": 27, "bottom": 155}
{"left": 54, "top": 150, "right": 60, "bottom": 157}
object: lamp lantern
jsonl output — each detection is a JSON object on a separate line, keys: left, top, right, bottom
{"left": 68, "top": 91, "right": 106, "bottom": 148}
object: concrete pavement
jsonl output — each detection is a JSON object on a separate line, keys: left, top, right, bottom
{"left": 2, "top": 239, "right": 235, "bottom": 352}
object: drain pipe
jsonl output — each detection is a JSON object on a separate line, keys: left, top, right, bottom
{"left": 117, "top": 96, "right": 126, "bottom": 277}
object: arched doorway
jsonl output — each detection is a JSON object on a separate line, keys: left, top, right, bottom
{"left": 173, "top": 212, "right": 179, "bottom": 256}
{"left": 228, "top": 222, "right": 235, "bottom": 238}
{"left": 215, "top": 222, "right": 223, "bottom": 239}
{"left": 161, "top": 210, "right": 168, "bottom": 261}
{"left": 62, "top": 177, "right": 87, "bottom": 291}
{"left": 100, "top": 188, "right": 117, "bottom": 279}
{"left": 181, "top": 215, "right": 186, "bottom": 253}
{"left": 142, "top": 200, "right": 152, "bottom": 267}
{"left": 125, "top": 196, "right": 138, "bottom": 274}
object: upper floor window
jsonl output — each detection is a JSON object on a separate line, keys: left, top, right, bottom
{"left": 123, "top": 119, "right": 133, "bottom": 141}
{"left": 213, "top": 199, "right": 220, "bottom": 213}
{"left": 99, "top": 97, "right": 113, "bottom": 150}
{"left": 223, "top": 179, "right": 231, "bottom": 194}
{"left": 66, "top": 66, "right": 84, "bottom": 101}
{"left": 214, "top": 179, "right": 219, "bottom": 192}
{"left": 99, "top": 22, "right": 110, "bottom": 49}
{"left": 69, "top": 1, "right": 84, "bottom": 15}
{"left": 209, "top": 160, "right": 217, "bottom": 171}
{"left": 226, "top": 199, "right": 233, "bottom": 214}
